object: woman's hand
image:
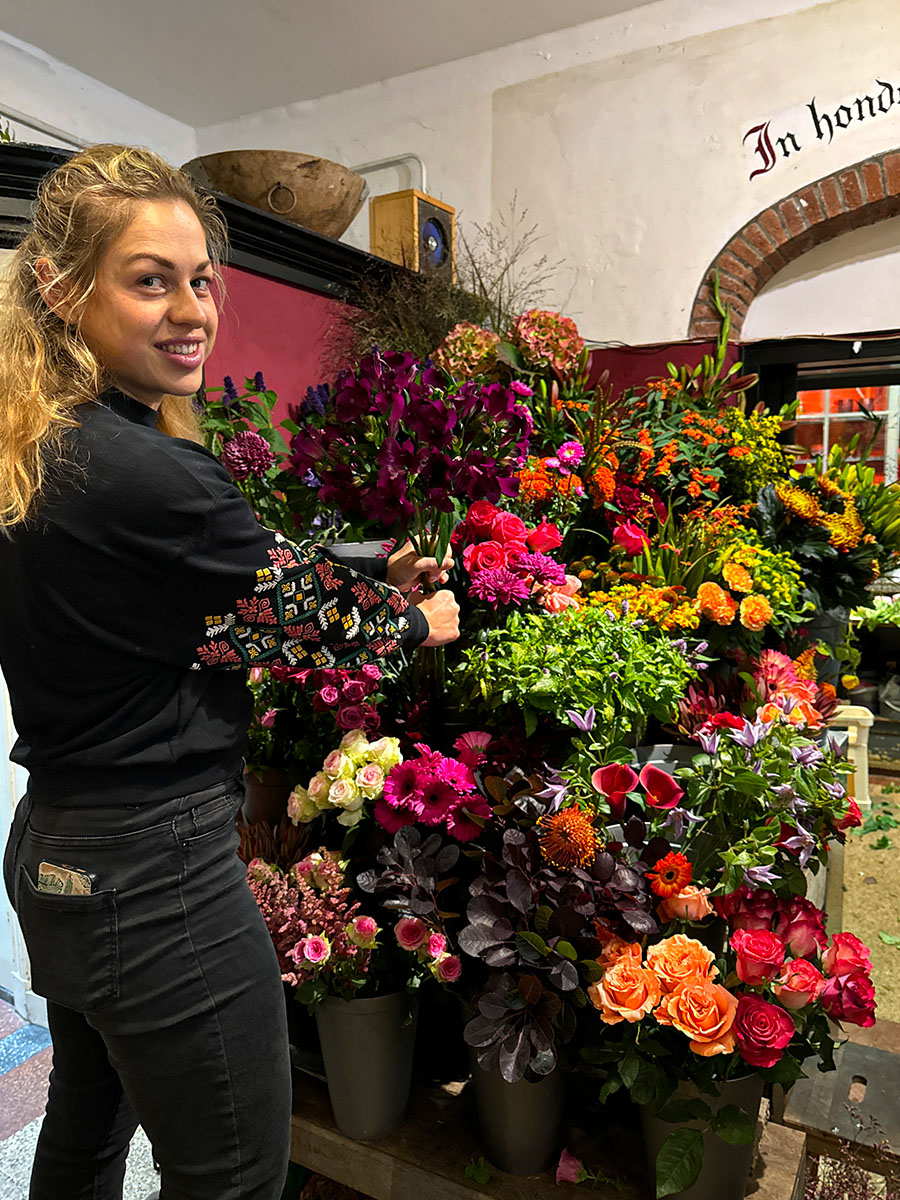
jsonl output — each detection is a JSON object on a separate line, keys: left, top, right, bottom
{"left": 411, "top": 589, "right": 460, "bottom": 647}
{"left": 387, "top": 541, "right": 454, "bottom": 593}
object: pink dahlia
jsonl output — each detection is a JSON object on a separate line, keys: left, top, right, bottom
{"left": 469, "top": 567, "right": 531, "bottom": 607}
{"left": 221, "top": 430, "right": 276, "bottom": 480}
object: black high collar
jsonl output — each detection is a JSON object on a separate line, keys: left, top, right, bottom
{"left": 99, "top": 387, "right": 160, "bottom": 429}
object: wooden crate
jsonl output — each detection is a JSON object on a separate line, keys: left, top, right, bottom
{"left": 290, "top": 1072, "right": 806, "bottom": 1200}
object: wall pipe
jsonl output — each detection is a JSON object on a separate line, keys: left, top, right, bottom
{"left": 0, "top": 103, "right": 87, "bottom": 149}
{"left": 350, "top": 153, "right": 427, "bottom": 195}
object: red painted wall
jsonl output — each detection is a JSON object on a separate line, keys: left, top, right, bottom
{"left": 589, "top": 340, "right": 740, "bottom": 400}
{"left": 206, "top": 264, "right": 352, "bottom": 423}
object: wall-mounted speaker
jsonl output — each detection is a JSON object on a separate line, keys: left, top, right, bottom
{"left": 369, "top": 189, "right": 455, "bottom": 279}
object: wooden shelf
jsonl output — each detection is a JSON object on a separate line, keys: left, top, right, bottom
{"left": 290, "top": 1072, "right": 807, "bottom": 1200}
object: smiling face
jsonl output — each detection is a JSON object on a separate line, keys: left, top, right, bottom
{"left": 76, "top": 198, "right": 218, "bottom": 409}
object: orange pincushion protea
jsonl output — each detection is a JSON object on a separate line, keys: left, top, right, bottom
{"left": 538, "top": 807, "right": 600, "bottom": 869}
{"left": 646, "top": 852, "right": 692, "bottom": 898}
{"left": 695, "top": 581, "right": 737, "bottom": 626}
{"left": 739, "top": 593, "right": 773, "bottom": 632}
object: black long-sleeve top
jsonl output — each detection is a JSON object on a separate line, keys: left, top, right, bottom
{"left": 0, "top": 389, "right": 426, "bottom": 806}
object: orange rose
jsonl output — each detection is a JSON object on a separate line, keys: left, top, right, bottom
{"left": 646, "top": 934, "right": 717, "bottom": 994}
{"left": 657, "top": 886, "right": 714, "bottom": 923}
{"left": 588, "top": 957, "right": 661, "bottom": 1024}
{"left": 757, "top": 702, "right": 782, "bottom": 724}
{"left": 655, "top": 978, "right": 738, "bottom": 1056}
{"left": 596, "top": 931, "right": 643, "bottom": 972}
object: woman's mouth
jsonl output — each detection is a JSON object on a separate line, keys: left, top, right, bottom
{"left": 156, "top": 340, "right": 204, "bottom": 368}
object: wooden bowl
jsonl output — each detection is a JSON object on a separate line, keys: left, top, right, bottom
{"left": 182, "top": 150, "right": 369, "bottom": 239}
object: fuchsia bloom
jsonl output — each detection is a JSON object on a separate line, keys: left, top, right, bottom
{"left": 637, "top": 764, "right": 684, "bottom": 810}
{"left": 591, "top": 763, "right": 639, "bottom": 821}
{"left": 445, "top": 794, "right": 492, "bottom": 842}
{"left": 469, "top": 567, "right": 532, "bottom": 607}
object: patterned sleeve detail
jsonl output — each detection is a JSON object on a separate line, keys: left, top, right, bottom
{"left": 188, "top": 532, "right": 412, "bottom": 671}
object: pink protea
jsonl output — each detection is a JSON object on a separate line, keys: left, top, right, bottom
{"left": 221, "top": 430, "right": 276, "bottom": 480}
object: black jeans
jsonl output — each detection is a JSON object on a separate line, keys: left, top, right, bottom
{"left": 3, "top": 779, "right": 292, "bottom": 1200}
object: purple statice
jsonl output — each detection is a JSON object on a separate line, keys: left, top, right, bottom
{"left": 299, "top": 383, "right": 329, "bottom": 419}
{"left": 221, "top": 431, "right": 276, "bottom": 480}
{"left": 222, "top": 375, "right": 239, "bottom": 404}
{"left": 469, "top": 568, "right": 531, "bottom": 608}
{"left": 252, "top": 370, "right": 266, "bottom": 392}
{"left": 513, "top": 552, "right": 567, "bottom": 587}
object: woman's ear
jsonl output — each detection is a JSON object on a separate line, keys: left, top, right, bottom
{"left": 33, "top": 257, "right": 73, "bottom": 322}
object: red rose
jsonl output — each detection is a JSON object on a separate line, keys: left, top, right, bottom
{"left": 834, "top": 798, "right": 862, "bottom": 832}
{"left": 341, "top": 679, "right": 367, "bottom": 704}
{"left": 821, "top": 970, "right": 876, "bottom": 1027}
{"left": 527, "top": 519, "right": 563, "bottom": 553}
{"left": 335, "top": 704, "right": 366, "bottom": 730}
{"left": 490, "top": 511, "right": 528, "bottom": 544}
{"left": 503, "top": 539, "right": 529, "bottom": 566}
{"left": 466, "top": 500, "right": 500, "bottom": 539}
{"left": 637, "top": 763, "right": 684, "bottom": 810}
{"left": 734, "top": 995, "right": 795, "bottom": 1068}
{"left": 823, "top": 932, "right": 873, "bottom": 978}
{"left": 462, "top": 540, "right": 508, "bottom": 573}
{"left": 318, "top": 685, "right": 341, "bottom": 707}
{"left": 774, "top": 959, "right": 825, "bottom": 1010}
{"left": 612, "top": 521, "right": 650, "bottom": 557}
{"left": 773, "top": 898, "right": 826, "bottom": 959}
{"left": 705, "top": 712, "right": 745, "bottom": 731}
{"left": 731, "top": 928, "right": 786, "bottom": 984}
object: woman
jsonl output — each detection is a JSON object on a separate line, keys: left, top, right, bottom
{"left": 0, "top": 144, "right": 459, "bottom": 1200}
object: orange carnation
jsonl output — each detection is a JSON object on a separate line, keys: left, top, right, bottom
{"left": 695, "top": 581, "right": 737, "bottom": 626}
{"left": 646, "top": 934, "right": 717, "bottom": 994}
{"left": 739, "top": 594, "right": 773, "bottom": 632}
{"left": 588, "top": 956, "right": 661, "bottom": 1025}
{"left": 654, "top": 978, "right": 738, "bottom": 1056}
{"left": 722, "top": 561, "right": 753, "bottom": 593}
{"left": 657, "top": 885, "right": 714, "bottom": 923}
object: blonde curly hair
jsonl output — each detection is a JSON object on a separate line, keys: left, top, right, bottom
{"left": 0, "top": 143, "right": 227, "bottom": 526}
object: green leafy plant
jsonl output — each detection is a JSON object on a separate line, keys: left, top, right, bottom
{"left": 0, "top": 114, "right": 15, "bottom": 143}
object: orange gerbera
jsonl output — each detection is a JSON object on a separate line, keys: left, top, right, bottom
{"left": 646, "top": 852, "right": 692, "bottom": 898}
{"left": 538, "top": 808, "right": 600, "bottom": 869}
{"left": 739, "top": 594, "right": 773, "bottom": 632}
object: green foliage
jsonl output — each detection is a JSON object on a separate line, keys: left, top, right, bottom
{"left": 855, "top": 596, "right": 900, "bottom": 630}
{"left": 464, "top": 1157, "right": 492, "bottom": 1184}
{"left": 0, "top": 114, "right": 14, "bottom": 143}
{"left": 449, "top": 606, "right": 698, "bottom": 750}
{"left": 655, "top": 1128, "right": 705, "bottom": 1197}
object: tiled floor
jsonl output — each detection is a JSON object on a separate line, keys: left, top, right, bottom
{"left": 0, "top": 997, "right": 159, "bottom": 1199}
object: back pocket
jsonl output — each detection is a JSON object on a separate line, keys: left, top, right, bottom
{"left": 15, "top": 865, "right": 119, "bottom": 1012}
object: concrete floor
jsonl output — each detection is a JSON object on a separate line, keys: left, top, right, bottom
{"left": 0, "top": 997, "right": 160, "bottom": 1199}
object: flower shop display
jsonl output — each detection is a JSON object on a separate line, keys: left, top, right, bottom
{"left": 219, "top": 279, "right": 900, "bottom": 1188}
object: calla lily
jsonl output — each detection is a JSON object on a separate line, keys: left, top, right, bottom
{"left": 638, "top": 763, "right": 685, "bottom": 810}
{"left": 591, "top": 762, "right": 639, "bottom": 820}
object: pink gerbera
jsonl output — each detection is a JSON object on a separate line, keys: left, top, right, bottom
{"left": 383, "top": 761, "right": 423, "bottom": 810}
{"left": 436, "top": 756, "right": 477, "bottom": 793}
{"left": 445, "top": 795, "right": 492, "bottom": 842}
{"left": 416, "top": 776, "right": 460, "bottom": 825}
{"left": 374, "top": 797, "right": 417, "bottom": 834}
{"left": 453, "top": 730, "right": 492, "bottom": 767}
{"left": 754, "top": 650, "right": 798, "bottom": 701}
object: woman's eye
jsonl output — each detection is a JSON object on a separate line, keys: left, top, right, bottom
{"left": 139, "top": 275, "right": 165, "bottom": 288}
{"left": 192, "top": 277, "right": 213, "bottom": 292}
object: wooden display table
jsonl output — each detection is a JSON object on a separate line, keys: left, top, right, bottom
{"left": 290, "top": 1072, "right": 807, "bottom": 1200}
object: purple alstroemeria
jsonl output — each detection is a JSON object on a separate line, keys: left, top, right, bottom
{"left": 823, "top": 780, "right": 847, "bottom": 801}
{"left": 535, "top": 769, "right": 568, "bottom": 813}
{"left": 781, "top": 824, "right": 817, "bottom": 868}
{"left": 566, "top": 706, "right": 596, "bottom": 733}
{"left": 660, "top": 806, "right": 703, "bottom": 840}
{"left": 730, "top": 719, "right": 768, "bottom": 749}
{"left": 743, "top": 863, "right": 779, "bottom": 887}
{"left": 791, "top": 743, "right": 824, "bottom": 768}
{"left": 697, "top": 729, "right": 720, "bottom": 756}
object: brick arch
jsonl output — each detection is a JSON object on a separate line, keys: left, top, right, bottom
{"left": 688, "top": 149, "right": 900, "bottom": 339}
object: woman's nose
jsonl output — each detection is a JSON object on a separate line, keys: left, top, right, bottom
{"left": 169, "top": 284, "right": 206, "bottom": 327}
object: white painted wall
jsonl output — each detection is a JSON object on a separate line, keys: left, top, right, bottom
{"left": 195, "top": 0, "right": 900, "bottom": 344}
{"left": 0, "top": 30, "right": 195, "bottom": 161}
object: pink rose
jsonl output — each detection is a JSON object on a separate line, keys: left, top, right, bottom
{"left": 341, "top": 679, "right": 367, "bottom": 704}
{"left": 591, "top": 762, "right": 639, "bottom": 821}
{"left": 307, "top": 772, "right": 329, "bottom": 801}
{"left": 462, "top": 540, "right": 509, "bottom": 573}
{"left": 556, "top": 1149, "right": 583, "bottom": 1186}
{"left": 773, "top": 898, "right": 827, "bottom": 959}
{"left": 434, "top": 954, "right": 462, "bottom": 983}
{"left": 657, "top": 886, "right": 714, "bottom": 923}
{"left": 336, "top": 704, "right": 366, "bottom": 731}
{"left": 426, "top": 932, "right": 447, "bottom": 959}
{"left": 465, "top": 500, "right": 500, "bottom": 540}
{"left": 714, "top": 886, "right": 778, "bottom": 932}
{"left": 823, "top": 932, "right": 873, "bottom": 978}
{"left": 733, "top": 995, "right": 795, "bottom": 1068}
{"left": 247, "top": 858, "right": 273, "bottom": 883}
{"left": 612, "top": 521, "right": 650, "bottom": 557}
{"left": 526, "top": 518, "right": 563, "bottom": 553}
{"left": 249, "top": 667, "right": 264, "bottom": 684}
{"left": 774, "top": 959, "right": 825, "bottom": 1010}
{"left": 731, "top": 928, "right": 786, "bottom": 984}
{"left": 490, "top": 512, "right": 528, "bottom": 545}
{"left": 301, "top": 936, "right": 331, "bottom": 965}
{"left": 821, "top": 970, "right": 876, "bottom": 1027}
{"left": 322, "top": 750, "right": 349, "bottom": 779}
{"left": 395, "top": 916, "right": 428, "bottom": 951}
{"left": 319, "top": 685, "right": 340, "bottom": 707}
{"left": 347, "top": 915, "right": 378, "bottom": 948}
{"left": 539, "top": 575, "right": 582, "bottom": 613}
{"left": 355, "top": 762, "right": 385, "bottom": 797}
{"left": 361, "top": 664, "right": 382, "bottom": 682}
